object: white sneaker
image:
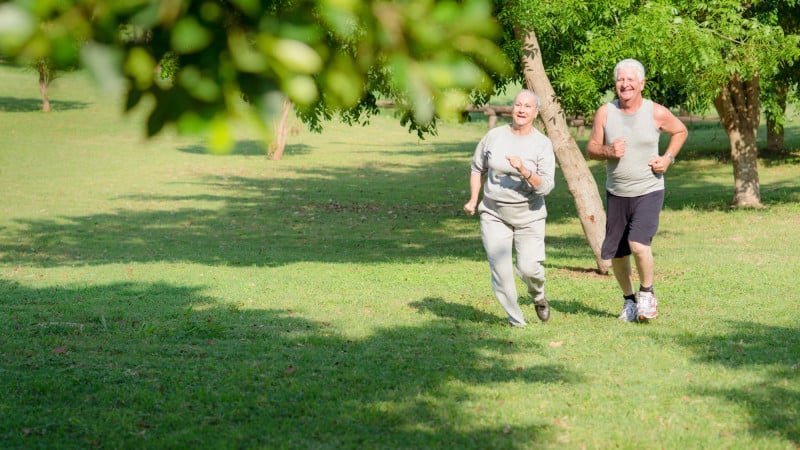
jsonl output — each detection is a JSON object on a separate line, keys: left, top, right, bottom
{"left": 637, "top": 291, "right": 658, "bottom": 320}
{"left": 618, "top": 298, "right": 637, "bottom": 322}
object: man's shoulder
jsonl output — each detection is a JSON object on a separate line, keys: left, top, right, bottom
{"left": 598, "top": 100, "right": 620, "bottom": 115}
{"left": 646, "top": 98, "right": 675, "bottom": 114}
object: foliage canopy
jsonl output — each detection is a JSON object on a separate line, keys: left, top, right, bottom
{"left": 497, "top": 0, "right": 800, "bottom": 118}
{"left": 0, "top": 0, "right": 512, "bottom": 149}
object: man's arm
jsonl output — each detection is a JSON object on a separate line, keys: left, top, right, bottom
{"left": 586, "top": 104, "right": 624, "bottom": 160}
{"left": 653, "top": 103, "right": 688, "bottom": 161}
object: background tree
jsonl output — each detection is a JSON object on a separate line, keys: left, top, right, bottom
{"left": 518, "top": 29, "right": 610, "bottom": 273}
{"left": 489, "top": 0, "right": 799, "bottom": 270}
{"left": 757, "top": 0, "right": 800, "bottom": 155}
{"left": 492, "top": 0, "right": 612, "bottom": 273}
{"left": 503, "top": 0, "right": 800, "bottom": 208}
{"left": 30, "top": 57, "right": 56, "bottom": 112}
{"left": 493, "top": 1, "right": 669, "bottom": 273}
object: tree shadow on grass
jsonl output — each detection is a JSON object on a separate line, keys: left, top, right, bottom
{"left": 412, "top": 294, "right": 618, "bottom": 328}
{"left": 410, "top": 297, "right": 507, "bottom": 327}
{"left": 0, "top": 280, "right": 582, "bottom": 448}
{"left": 178, "top": 140, "right": 313, "bottom": 157}
{"left": 0, "top": 96, "right": 89, "bottom": 112}
{"left": 546, "top": 297, "right": 616, "bottom": 319}
{"left": 0, "top": 153, "right": 583, "bottom": 268}
{"left": 675, "top": 320, "right": 800, "bottom": 445}
{"left": 3, "top": 138, "right": 797, "bottom": 271}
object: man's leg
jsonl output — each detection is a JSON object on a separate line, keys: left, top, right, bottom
{"left": 627, "top": 190, "right": 664, "bottom": 320}
{"left": 611, "top": 256, "right": 634, "bottom": 296}
{"left": 612, "top": 256, "right": 638, "bottom": 321}
{"left": 603, "top": 191, "right": 638, "bottom": 321}
{"left": 629, "top": 240, "right": 654, "bottom": 289}
{"left": 631, "top": 240, "right": 658, "bottom": 319}
{"left": 627, "top": 190, "right": 664, "bottom": 291}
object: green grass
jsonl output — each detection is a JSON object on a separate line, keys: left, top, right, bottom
{"left": 1, "top": 65, "right": 799, "bottom": 449}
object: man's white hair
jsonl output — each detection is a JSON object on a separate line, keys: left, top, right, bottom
{"left": 613, "top": 59, "right": 646, "bottom": 81}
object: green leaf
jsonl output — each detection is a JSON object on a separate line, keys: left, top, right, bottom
{"left": 124, "top": 47, "right": 157, "bottom": 89}
{"left": 0, "top": 3, "right": 36, "bottom": 52}
{"left": 267, "top": 38, "right": 323, "bottom": 74}
{"left": 171, "top": 17, "right": 213, "bottom": 54}
{"left": 80, "top": 42, "right": 124, "bottom": 95}
{"left": 283, "top": 75, "right": 318, "bottom": 105}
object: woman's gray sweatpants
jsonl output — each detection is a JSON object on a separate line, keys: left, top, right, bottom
{"left": 479, "top": 200, "right": 546, "bottom": 326}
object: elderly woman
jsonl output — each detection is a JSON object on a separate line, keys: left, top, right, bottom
{"left": 463, "top": 89, "right": 556, "bottom": 327}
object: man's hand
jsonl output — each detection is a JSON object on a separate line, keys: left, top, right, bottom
{"left": 648, "top": 155, "right": 671, "bottom": 174}
{"left": 605, "top": 138, "right": 626, "bottom": 159}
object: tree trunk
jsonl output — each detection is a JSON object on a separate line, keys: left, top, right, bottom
{"left": 765, "top": 81, "right": 787, "bottom": 155}
{"left": 38, "top": 67, "right": 51, "bottom": 112}
{"left": 765, "top": 116, "right": 784, "bottom": 154}
{"left": 516, "top": 29, "right": 610, "bottom": 274}
{"left": 713, "top": 73, "right": 763, "bottom": 208}
{"left": 270, "top": 99, "right": 292, "bottom": 160}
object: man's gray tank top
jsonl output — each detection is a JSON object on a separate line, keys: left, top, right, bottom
{"left": 604, "top": 99, "right": 664, "bottom": 197}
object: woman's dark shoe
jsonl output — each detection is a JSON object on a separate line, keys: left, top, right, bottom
{"left": 534, "top": 298, "right": 550, "bottom": 322}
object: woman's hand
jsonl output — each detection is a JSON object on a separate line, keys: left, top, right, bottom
{"left": 463, "top": 201, "right": 477, "bottom": 216}
{"left": 506, "top": 155, "right": 524, "bottom": 173}
{"left": 506, "top": 156, "right": 537, "bottom": 185}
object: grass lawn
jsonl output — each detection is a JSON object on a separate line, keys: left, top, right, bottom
{"left": 1, "top": 65, "right": 799, "bottom": 449}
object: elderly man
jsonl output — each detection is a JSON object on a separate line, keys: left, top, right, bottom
{"left": 586, "top": 59, "right": 688, "bottom": 322}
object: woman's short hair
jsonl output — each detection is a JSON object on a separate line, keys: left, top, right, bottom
{"left": 516, "top": 89, "right": 541, "bottom": 108}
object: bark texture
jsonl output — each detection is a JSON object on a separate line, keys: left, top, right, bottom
{"left": 37, "top": 65, "right": 52, "bottom": 112}
{"left": 765, "top": 81, "right": 787, "bottom": 155}
{"left": 517, "top": 29, "right": 610, "bottom": 273}
{"left": 713, "top": 73, "right": 763, "bottom": 208}
{"left": 270, "top": 99, "right": 292, "bottom": 160}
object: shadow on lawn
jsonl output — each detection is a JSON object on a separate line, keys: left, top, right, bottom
{"left": 676, "top": 321, "right": 800, "bottom": 445}
{"left": 0, "top": 145, "right": 576, "bottom": 268}
{"left": 0, "top": 280, "right": 581, "bottom": 448}
{"left": 178, "top": 141, "right": 314, "bottom": 157}
{"left": 0, "top": 96, "right": 89, "bottom": 112}
{"left": 1, "top": 139, "right": 798, "bottom": 270}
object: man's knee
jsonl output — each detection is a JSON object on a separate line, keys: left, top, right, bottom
{"left": 628, "top": 240, "right": 652, "bottom": 256}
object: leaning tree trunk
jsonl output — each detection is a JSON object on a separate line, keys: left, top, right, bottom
{"left": 713, "top": 73, "right": 763, "bottom": 208}
{"left": 517, "top": 29, "right": 610, "bottom": 274}
{"left": 269, "top": 99, "right": 292, "bottom": 160}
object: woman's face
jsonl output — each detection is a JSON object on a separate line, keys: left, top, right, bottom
{"left": 511, "top": 92, "right": 538, "bottom": 128}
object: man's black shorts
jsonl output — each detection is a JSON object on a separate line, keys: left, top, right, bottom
{"left": 601, "top": 190, "right": 665, "bottom": 259}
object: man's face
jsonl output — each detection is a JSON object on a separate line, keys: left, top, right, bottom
{"left": 615, "top": 67, "right": 644, "bottom": 101}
